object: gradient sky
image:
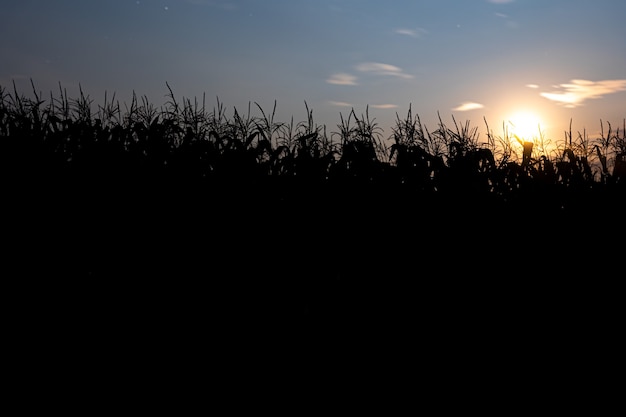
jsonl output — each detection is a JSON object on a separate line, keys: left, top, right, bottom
{"left": 2, "top": 0, "right": 625, "bottom": 144}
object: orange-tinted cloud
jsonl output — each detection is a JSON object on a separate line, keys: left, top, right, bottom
{"left": 540, "top": 79, "right": 626, "bottom": 108}
{"left": 452, "top": 102, "right": 484, "bottom": 111}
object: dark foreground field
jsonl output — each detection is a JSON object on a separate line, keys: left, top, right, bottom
{"left": 5, "top": 150, "right": 623, "bottom": 329}
{"left": 5, "top": 171, "right": 622, "bottom": 410}
{"left": 2, "top": 86, "right": 623, "bottom": 406}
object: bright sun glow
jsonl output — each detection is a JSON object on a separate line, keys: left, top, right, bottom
{"left": 506, "top": 111, "right": 544, "bottom": 141}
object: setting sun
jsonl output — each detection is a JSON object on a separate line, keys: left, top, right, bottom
{"left": 506, "top": 111, "right": 544, "bottom": 141}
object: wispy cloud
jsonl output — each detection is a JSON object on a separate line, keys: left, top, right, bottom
{"left": 328, "top": 62, "right": 412, "bottom": 86}
{"left": 329, "top": 101, "right": 353, "bottom": 107}
{"left": 355, "top": 62, "right": 413, "bottom": 79}
{"left": 494, "top": 10, "right": 519, "bottom": 28}
{"left": 526, "top": 84, "right": 539, "bottom": 89}
{"left": 539, "top": 79, "right": 626, "bottom": 108}
{"left": 326, "top": 73, "right": 357, "bottom": 85}
{"left": 393, "top": 28, "right": 428, "bottom": 38}
{"left": 452, "top": 102, "right": 484, "bottom": 112}
{"left": 487, "top": 0, "right": 515, "bottom": 4}
{"left": 370, "top": 104, "right": 398, "bottom": 109}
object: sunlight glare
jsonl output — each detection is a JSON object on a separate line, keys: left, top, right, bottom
{"left": 506, "top": 111, "right": 544, "bottom": 141}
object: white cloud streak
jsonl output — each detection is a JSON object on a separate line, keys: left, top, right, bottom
{"left": 326, "top": 73, "right": 358, "bottom": 85}
{"left": 370, "top": 104, "right": 398, "bottom": 109}
{"left": 355, "top": 62, "right": 413, "bottom": 79}
{"left": 394, "top": 28, "right": 428, "bottom": 38}
{"left": 539, "top": 79, "right": 626, "bottom": 108}
{"left": 487, "top": 0, "right": 515, "bottom": 4}
{"left": 452, "top": 102, "right": 484, "bottom": 112}
{"left": 327, "top": 62, "right": 413, "bottom": 87}
{"left": 329, "top": 101, "right": 353, "bottom": 107}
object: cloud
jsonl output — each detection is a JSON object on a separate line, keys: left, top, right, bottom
{"left": 539, "top": 79, "right": 626, "bottom": 108}
{"left": 328, "top": 62, "right": 413, "bottom": 87}
{"left": 526, "top": 84, "right": 539, "bottom": 89}
{"left": 487, "top": 0, "right": 514, "bottom": 4}
{"left": 394, "top": 28, "right": 428, "bottom": 38}
{"left": 370, "top": 104, "right": 398, "bottom": 109}
{"left": 326, "top": 73, "right": 357, "bottom": 85}
{"left": 355, "top": 62, "right": 413, "bottom": 79}
{"left": 452, "top": 102, "right": 484, "bottom": 112}
{"left": 329, "top": 101, "right": 353, "bottom": 107}
{"left": 494, "top": 10, "right": 519, "bottom": 28}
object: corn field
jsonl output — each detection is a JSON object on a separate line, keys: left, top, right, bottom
{"left": 3, "top": 81, "right": 624, "bottom": 363}
{"left": 3, "top": 82, "right": 624, "bottom": 196}
{"left": 1, "top": 82, "right": 623, "bottom": 271}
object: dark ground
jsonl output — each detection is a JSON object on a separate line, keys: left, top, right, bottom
{"left": 5, "top": 170, "right": 623, "bottom": 318}
{"left": 3, "top": 173, "right": 622, "bottom": 411}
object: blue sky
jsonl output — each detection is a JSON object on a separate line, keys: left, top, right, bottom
{"left": 2, "top": 0, "right": 625, "bottom": 143}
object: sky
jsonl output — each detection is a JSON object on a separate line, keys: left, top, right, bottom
{"left": 2, "top": 0, "right": 625, "bottom": 146}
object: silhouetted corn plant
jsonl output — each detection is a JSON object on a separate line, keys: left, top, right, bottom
{"left": 388, "top": 105, "right": 445, "bottom": 191}
{"left": 330, "top": 107, "right": 388, "bottom": 182}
